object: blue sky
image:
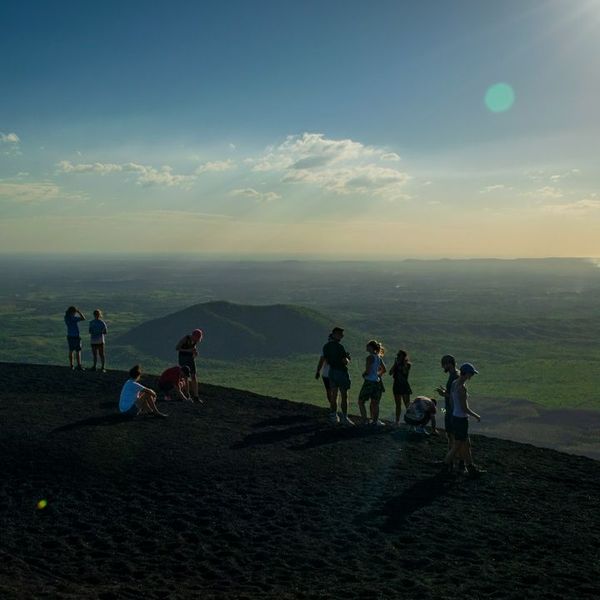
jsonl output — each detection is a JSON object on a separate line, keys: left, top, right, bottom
{"left": 1, "top": 0, "right": 599, "bottom": 257}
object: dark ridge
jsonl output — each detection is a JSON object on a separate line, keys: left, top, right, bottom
{"left": 1, "top": 362, "right": 600, "bottom": 599}
{"left": 115, "top": 300, "right": 336, "bottom": 361}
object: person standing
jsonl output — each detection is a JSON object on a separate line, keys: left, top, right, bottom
{"left": 322, "top": 327, "right": 354, "bottom": 426}
{"left": 444, "top": 363, "right": 484, "bottom": 478}
{"left": 358, "top": 340, "right": 387, "bottom": 426}
{"left": 64, "top": 306, "right": 86, "bottom": 370}
{"left": 436, "top": 354, "right": 459, "bottom": 449}
{"left": 176, "top": 329, "right": 203, "bottom": 402}
{"left": 390, "top": 349, "right": 412, "bottom": 427}
{"left": 315, "top": 334, "right": 336, "bottom": 423}
{"left": 89, "top": 309, "right": 108, "bottom": 372}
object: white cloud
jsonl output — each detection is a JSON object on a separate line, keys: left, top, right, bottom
{"left": 231, "top": 188, "right": 281, "bottom": 203}
{"left": 0, "top": 181, "right": 83, "bottom": 203}
{"left": 1, "top": 132, "right": 20, "bottom": 143}
{"left": 58, "top": 160, "right": 195, "bottom": 188}
{"left": 480, "top": 184, "right": 506, "bottom": 193}
{"left": 195, "top": 160, "right": 235, "bottom": 174}
{"left": 543, "top": 195, "right": 600, "bottom": 215}
{"left": 529, "top": 186, "right": 564, "bottom": 200}
{"left": 248, "top": 132, "right": 409, "bottom": 200}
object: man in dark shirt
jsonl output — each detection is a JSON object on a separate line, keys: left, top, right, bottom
{"left": 322, "top": 327, "right": 354, "bottom": 426}
{"left": 436, "top": 354, "right": 460, "bottom": 449}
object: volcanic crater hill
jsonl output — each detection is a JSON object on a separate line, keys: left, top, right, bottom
{"left": 115, "top": 300, "right": 345, "bottom": 361}
{"left": 2, "top": 363, "right": 600, "bottom": 600}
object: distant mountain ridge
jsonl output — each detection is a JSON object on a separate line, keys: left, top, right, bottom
{"left": 117, "top": 300, "right": 335, "bottom": 361}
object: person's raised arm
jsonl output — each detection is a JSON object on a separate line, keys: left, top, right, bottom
{"left": 76, "top": 308, "right": 86, "bottom": 321}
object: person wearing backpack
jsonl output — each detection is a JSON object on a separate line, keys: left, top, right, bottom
{"left": 403, "top": 395, "right": 438, "bottom": 434}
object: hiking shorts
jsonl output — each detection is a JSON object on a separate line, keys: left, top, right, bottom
{"left": 453, "top": 416, "right": 469, "bottom": 441}
{"left": 358, "top": 379, "right": 384, "bottom": 403}
{"left": 178, "top": 354, "right": 197, "bottom": 376}
{"left": 67, "top": 336, "right": 82, "bottom": 352}
{"left": 328, "top": 368, "right": 351, "bottom": 391}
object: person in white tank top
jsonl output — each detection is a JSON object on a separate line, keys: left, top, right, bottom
{"left": 443, "top": 363, "right": 484, "bottom": 478}
{"left": 357, "top": 340, "right": 387, "bottom": 425}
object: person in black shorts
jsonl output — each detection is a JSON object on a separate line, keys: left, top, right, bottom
{"left": 176, "top": 328, "right": 203, "bottom": 402}
{"left": 322, "top": 327, "right": 354, "bottom": 426}
{"left": 315, "top": 334, "right": 337, "bottom": 424}
{"left": 443, "top": 363, "right": 484, "bottom": 478}
{"left": 390, "top": 349, "right": 412, "bottom": 427}
{"left": 436, "top": 354, "right": 459, "bottom": 449}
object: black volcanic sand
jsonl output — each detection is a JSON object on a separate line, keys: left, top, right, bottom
{"left": 2, "top": 364, "right": 600, "bottom": 599}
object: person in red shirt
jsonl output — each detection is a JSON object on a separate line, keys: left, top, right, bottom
{"left": 158, "top": 365, "right": 192, "bottom": 402}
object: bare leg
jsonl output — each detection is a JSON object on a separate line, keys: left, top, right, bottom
{"left": 394, "top": 394, "right": 403, "bottom": 424}
{"left": 76, "top": 350, "right": 82, "bottom": 368}
{"left": 98, "top": 345, "right": 105, "bottom": 370}
{"left": 339, "top": 389, "right": 349, "bottom": 416}
{"left": 402, "top": 394, "right": 410, "bottom": 410}
{"left": 136, "top": 390, "right": 168, "bottom": 418}
{"left": 91, "top": 346, "right": 98, "bottom": 369}
{"left": 329, "top": 387, "right": 339, "bottom": 413}
{"left": 358, "top": 399, "right": 368, "bottom": 422}
{"left": 68, "top": 350, "right": 74, "bottom": 369}
{"left": 190, "top": 374, "right": 199, "bottom": 399}
{"left": 371, "top": 399, "right": 380, "bottom": 422}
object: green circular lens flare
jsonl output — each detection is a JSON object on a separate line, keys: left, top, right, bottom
{"left": 485, "top": 83, "right": 515, "bottom": 113}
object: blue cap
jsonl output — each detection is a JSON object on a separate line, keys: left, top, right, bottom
{"left": 459, "top": 362, "right": 478, "bottom": 375}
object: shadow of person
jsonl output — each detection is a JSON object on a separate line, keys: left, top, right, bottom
{"left": 378, "top": 473, "right": 454, "bottom": 532}
{"left": 290, "top": 425, "right": 388, "bottom": 451}
{"left": 51, "top": 413, "right": 133, "bottom": 433}
{"left": 251, "top": 414, "right": 314, "bottom": 429}
{"left": 231, "top": 423, "right": 320, "bottom": 449}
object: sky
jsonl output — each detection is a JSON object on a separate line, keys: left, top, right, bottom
{"left": 1, "top": 0, "right": 599, "bottom": 258}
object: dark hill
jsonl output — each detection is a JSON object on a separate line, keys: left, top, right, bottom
{"left": 116, "top": 300, "right": 336, "bottom": 361}
{"left": 2, "top": 362, "right": 600, "bottom": 600}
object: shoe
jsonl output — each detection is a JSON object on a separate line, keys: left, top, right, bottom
{"left": 466, "top": 465, "right": 486, "bottom": 478}
{"left": 328, "top": 412, "right": 340, "bottom": 425}
{"left": 415, "top": 426, "right": 430, "bottom": 435}
{"left": 339, "top": 414, "right": 355, "bottom": 427}
{"left": 372, "top": 419, "right": 386, "bottom": 427}
{"left": 75, "top": 365, "right": 85, "bottom": 371}
{"left": 101, "top": 368, "right": 107, "bottom": 373}
{"left": 192, "top": 396, "right": 204, "bottom": 404}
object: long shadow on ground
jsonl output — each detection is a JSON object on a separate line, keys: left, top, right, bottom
{"left": 376, "top": 474, "right": 455, "bottom": 532}
{"left": 51, "top": 414, "right": 133, "bottom": 433}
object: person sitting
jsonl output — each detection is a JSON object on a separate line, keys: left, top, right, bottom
{"left": 158, "top": 365, "right": 193, "bottom": 402}
{"left": 403, "top": 395, "right": 438, "bottom": 435}
{"left": 119, "top": 365, "right": 167, "bottom": 418}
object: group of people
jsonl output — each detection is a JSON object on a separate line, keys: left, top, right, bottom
{"left": 117, "top": 328, "right": 205, "bottom": 418}
{"left": 64, "top": 307, "right": 483, "bottom": 475}
{"left": 316, "top": 327, "right": 484, "bottom": 477}
{"left": 64, "top": 306, "right": 108, "bottom": 371}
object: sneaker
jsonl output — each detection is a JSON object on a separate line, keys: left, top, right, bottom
{"left": 415, "top": 426, "right": 430, "bottom": 435}
{"left": 339, "top": 414, "right": 355, "bottom": 427}
{"left": 101, "top": 368, "right": 107, "bottom": 373}
{"left": 192, "top": 396, "right": 204, "bottom": 404}
{"left": 466, "top": 464, "right": 486, "bottom": 478}
{"left": 328, "top": 412, "right": 340, "bottom": 425}
{"left": 372, "top": 419, "right": 386, "bottom": 427}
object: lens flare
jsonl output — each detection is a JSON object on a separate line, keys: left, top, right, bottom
{"left": 36, "top": 499, "right": 48, "bottom": 510}
{"left": 485, "top": 83, "right": 515, "bottom": 113}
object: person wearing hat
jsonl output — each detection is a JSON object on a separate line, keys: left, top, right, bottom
{"left": 176, "top": 329, "right": 203, "bottom": 403}
{"left": 443, "top": 362, "right": 484, "bottom": 478}
{"left": 158, "top": 364, "right": 192, "bottom": 402}
{"left": 322, "top": 327, "right": 354, "bottom": 426}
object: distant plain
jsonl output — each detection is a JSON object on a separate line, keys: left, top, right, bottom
{"left": 1, "top": 255, "right": 599, "bottom": 456}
